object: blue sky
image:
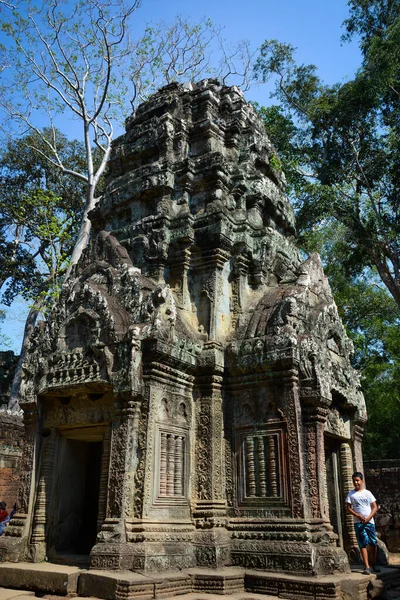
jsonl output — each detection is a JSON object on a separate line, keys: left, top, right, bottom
{"left": 135, "top": 0, "right": 362, "bottom": 88}
{"left": 1, "top": 0, "right": 362, "bottom": 352}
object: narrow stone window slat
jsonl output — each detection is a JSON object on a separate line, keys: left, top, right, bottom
{"left": 256, "top": 436, "right": 267, "bottom": 497}
{"left": 267, "top": 435, "right": 278, "bottom": 497}
{"left": 159, "top": 432, "right": 167, "bottom": 496}
{"left": 174, "top": 436, "right": 184, "bottom": 496}
{"left": 166, "top": 434, "right": 176, "bottom": 497}
{"left": 246, "top": 436, "right": 256, "bottom": 496}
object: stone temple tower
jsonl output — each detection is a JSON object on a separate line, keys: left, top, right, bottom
{"left": 1, "top": 81, "right": 366, "bottom": 579}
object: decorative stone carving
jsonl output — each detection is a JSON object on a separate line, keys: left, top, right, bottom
{"left": 2, "top": 80, "right": 368, "bottom": 579}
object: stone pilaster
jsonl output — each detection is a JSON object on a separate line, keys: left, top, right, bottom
{"left": 315, "top": 407, "right": 330, "bottom": 521}
{"left": 302, "top": 405, "right": 320, "bottom": 520}
{"left": 283, "top": 368, "right": 304, "bottom": 519}
{"left": 353, "top": 424, "right": 365, "bottom": 473}
{"left": 30, "top": 428, "right": 57, "bottom": 561}
{"left": 193, "top": 342, "right": 230, "bottom": 567}
{"left": 340, "top": 442, "right": 358, "bottom": 559}
{"left": 97, "top": 426, "right": 111, "bottom": 532}
{"left": 90, "top": 394, "right": 142, "bottom": 570}
{"left": 302, "top": 404, "right": 329, "bottom": 520}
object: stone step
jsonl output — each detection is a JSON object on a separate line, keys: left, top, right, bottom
{"left": 244, "top": 569, "right": 381, "bottom": 600}
{"left": 0, "top": 563, "right": 83, "bottom": 595}
{"left": 0, "top": 590, "right": 35, "bottom": 600}
{"left": 187, "top": 568, "right": 245, "bottom": 595}
{"left": 78, "top": 569, "right": 155, "bottom": 600}
{"left": 159, "top": 594, "right": 277, "bottom": 600}
{"left": 0, "top": 563, "right": 399, "bottom": 600}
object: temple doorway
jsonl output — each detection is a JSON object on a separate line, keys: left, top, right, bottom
{"left": 54, "top": 432, "right": 103, "bottom": 556}
{"left": 325, "top": 437, "right": 345, "bottom": 547}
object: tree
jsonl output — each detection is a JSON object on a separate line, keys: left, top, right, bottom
{"left": 0, "top": 309, "right": 12, "bottom": 349}
{"left": 0, "top": 130, "right": 85, "bottom": 302}
{"left": 253, "top": 2, "right": 400, "bottom": 458}
{"left": 0, "top": 130, "right": 87, "bottom": 410}
{"left": 0, "top": 0, "right": 254, "bottom": 409}
{"left": 1, "top": 0, "right": 142, "bottom": 272}
{"left": 254, "top": 33, "right": 400, "bottom": 308}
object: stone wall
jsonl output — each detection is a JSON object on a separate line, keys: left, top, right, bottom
{"left": 364, "top": 460, "right": 400, "bottom": 552}
{"left": 0, "top": 412, "right": 24, "bottom": 508}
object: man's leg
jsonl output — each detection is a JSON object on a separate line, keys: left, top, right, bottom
{"left": 366, "top": 524, "right": 380, "bottom": 572}
{"left": 360, "top": 546, "right": 370, "bottom": 569}
{"left": 355, "top": 523, "right": 373, "bottom": 573}
{"left": 368, "top": 544, "right": 377, "bottom": 567}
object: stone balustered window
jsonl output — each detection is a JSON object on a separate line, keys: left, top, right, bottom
{"left": 236, "top": 426, "right": 288, "bottom": 507}
{"left": 158, "top": 431, "right": 186, "bottom": 498}
{"left": 153, "top": 398, "right": 190, "bottom": 506}
{"left": 244, "top": 433, "right": 279, "bottom": 498}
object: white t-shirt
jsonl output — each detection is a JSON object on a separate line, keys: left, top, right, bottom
{"left": 345, "top": 489, "right": 376, "bottom": 524}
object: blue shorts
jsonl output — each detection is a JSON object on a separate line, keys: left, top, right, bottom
{"left": 354, "top": 522, "right": 377, "bottom": 549}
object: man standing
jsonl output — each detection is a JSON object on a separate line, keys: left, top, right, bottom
{"left": 346, "top": 472, "right": 379, "bottom": 575}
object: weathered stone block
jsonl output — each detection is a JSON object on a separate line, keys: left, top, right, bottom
{"left": 0, "top": 563, "right": 81, "bottom": 595}
{"left": 78, "top": 570, "right": 153, "bottom": 600}
{"left": 188, "top": 567, "right": 245, "bottom": 594}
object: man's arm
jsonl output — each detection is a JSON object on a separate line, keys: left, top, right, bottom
{"left": 346, "top": 502, "right": 363, "bottom": 521}
{"left": 361, "top": 501, "right": 378, "bottom": 524}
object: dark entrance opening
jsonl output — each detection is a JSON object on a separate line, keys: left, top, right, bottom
{"left": 325, "top": 437, "right": 345, "bottom": 547}
{"left": 55, "top": 437, "right": 102, "bottom": 555}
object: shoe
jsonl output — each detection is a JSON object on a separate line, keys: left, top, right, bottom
{"left": 372, "top": 565, "right": 381, "bottom": 573}
{"left": 362, "top": 568, "right": 373, "bottom": 575}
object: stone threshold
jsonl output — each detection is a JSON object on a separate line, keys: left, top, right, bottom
{"left": 0, "top": 563, "right": 399, "bottom": 600}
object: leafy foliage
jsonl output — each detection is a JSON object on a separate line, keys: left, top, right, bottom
{"left": 0, "top": 129, "right": 85, "bottom": 311}
{"left": 0, "top": 309, "right": 12, "bottom": 349}
{"left": 254, "top": 2, "right": 400, "bottom": 458}
{"left": 254, "top": 32, "right": 400, "bottom": 307}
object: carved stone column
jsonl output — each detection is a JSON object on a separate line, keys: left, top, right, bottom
{"left": 90, "top": 393, "right": 142, "bottom": 570}
{"left": 340, "top": 442, "right": 358, "bottom": 559}
{"left": 30, "top": 428, "right": 57, "bottom": 561}
{"left": 97, "top": 427, "right": 111, "bottom": 532}
{"left": 282, "top": 368, "right": 305, "bottom": 519}
{"left": 193, "top": 342, "right": 230, "bottom": 567}
{"left": 302, "top": 404, "right": 320, "bottom": 520}
{"left": 315, "top": 406, "right": 330, "bottom": 521}
{"left": 230, "top": 254, "right": 249, "bottom": 330}
{"left": 303, "top": 404, "right": 330, "bottom": 521}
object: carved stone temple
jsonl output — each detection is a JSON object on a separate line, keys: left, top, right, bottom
{"left": 1, "top": 81, "right": 367, "bottom": 581}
